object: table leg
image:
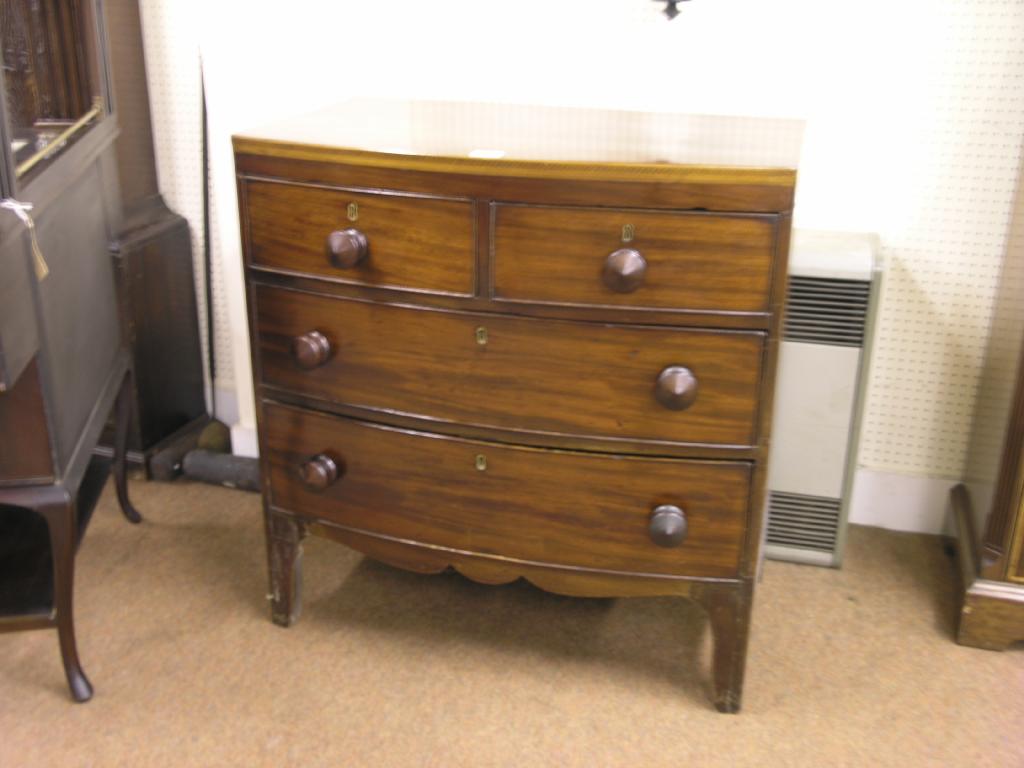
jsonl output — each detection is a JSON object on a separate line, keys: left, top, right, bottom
{"left": 265, "top": 508, "right": 306, "bottom": 627}
{"left": 113, "top": 371, "right": 141, "bottom": 524}
{"left": 694, "top": 580, "right": 753, "bottom": 713}
{"left": 39, "top": 497, "right": 93, "bottom": 702}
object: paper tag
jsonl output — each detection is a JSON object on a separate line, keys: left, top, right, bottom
{"left": 1, "top": 198, "right": 49, "bottom": 280}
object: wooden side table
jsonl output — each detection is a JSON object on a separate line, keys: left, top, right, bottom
{"left": 0, "top": 355, "right": 140, "bottom": 702}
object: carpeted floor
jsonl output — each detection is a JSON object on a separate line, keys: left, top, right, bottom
{"left": 1, "top": 478, "right": 1022, "bottom": 767}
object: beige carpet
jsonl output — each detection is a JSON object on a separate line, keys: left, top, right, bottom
{"left": 1, "top": 478, "right": 1022, "bottom": 767}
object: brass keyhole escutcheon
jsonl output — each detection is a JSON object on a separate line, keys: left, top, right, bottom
{"left": 475, "top": 454, "right": 488, "bottom": 471}
{"left": 621, "top": 223, "right": 635, "bottom": 243}
{"left": 475, "top": 326, "right": 488, "bottom": 345}
{"left": 347, "top": 202, "right": 359, "bottom": 222}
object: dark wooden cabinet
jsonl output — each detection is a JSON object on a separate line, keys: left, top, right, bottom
{"left": 99, "top": 0, "right": 207, "bottom": 474}
{"left": 951, "top": 152, "right": 1024, "bottom": 650}
{"left": 106, "top": 196, "right": 206, "bottom": 471}
{"left": 234, "top": 101, "right": 799, "bottom": 712}
{"left": 0, "top": 0, "right": 138, "bottom": 702}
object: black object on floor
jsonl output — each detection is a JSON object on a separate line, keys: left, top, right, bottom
{"left": 181, "top": 450, "right": 260, "bottom": 493}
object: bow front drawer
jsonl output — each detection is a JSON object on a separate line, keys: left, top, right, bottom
{"left": 243, "top": 178, "right": 475, "bottom": 295}
{"left": 264, "top": 404, "right": 750, "bottom": 578}
{"left": 254, "top": 285, "right": 765, "bottom": 448}
{"left": 492, "top": 204, "right": 777, "bottom": 314}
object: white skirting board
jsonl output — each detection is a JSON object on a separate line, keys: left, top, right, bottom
{"left": 230, "top": 424, "right": 259, "bottom": 461}
{"left": 848, "top": 468, "right": 956, "bottom": 535}
{"left": 215, "top": 384, "right": 258, "bottom": 459}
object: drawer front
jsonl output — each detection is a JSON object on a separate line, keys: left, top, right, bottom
{"left": 264, "top": 404, "right": 750, "bottom": 578}
{"left": 244, "top": 179, "right": 475, "bottom": 295}
{"left": 255, "top": 285, "right": 764, "bottom": 447}
{"left": 492, "top": 204, "right": 776, "bottom": 313}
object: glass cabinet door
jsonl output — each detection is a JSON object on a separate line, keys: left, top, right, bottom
{"left": 1, "top": 0, "right": 108, "bottom": 188}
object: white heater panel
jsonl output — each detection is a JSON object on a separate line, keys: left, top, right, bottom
{"left": 768, "top": 341, "right": 861, "bottom": 500}
{"left": 764, "top": 230, "right": 881, "bottom": 567}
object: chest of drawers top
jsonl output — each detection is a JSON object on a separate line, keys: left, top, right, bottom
{"left": 234, "top": 99, "right": 802, "bottom": 171}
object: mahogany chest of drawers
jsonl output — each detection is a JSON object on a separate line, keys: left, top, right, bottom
{"left": 234, "top": 101, "right": 799, "bottom": 712}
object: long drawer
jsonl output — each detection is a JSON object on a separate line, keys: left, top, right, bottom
{"left": 243, "top": 179, "right": 475, "bottom": 295}
{"left": 254, "top": 285, "right": 765, "bottom": 448}
{"left": 492, "top": 204, "right": 777, "bottom": 313}
{"left": 263, "top": 403, "right": 751, "bottom": 578}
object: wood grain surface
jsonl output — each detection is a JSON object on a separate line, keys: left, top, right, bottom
{"left": 255, "top": 285, "right": 765, "bottom": 448}
{"left": 236, "top": 120, "right": 797, "bottom": 711}
{"left": 0, "top": 358, "right": 54, "bottom": 485}
{"left": 307, "top": 522, "right": 746, "bottom": 598}
{"left": 492, "top": 204, "right": 776, "bottom": 312}
{"left": 958, "top": 588, "right": 1024, "bottom": 651}
{"left": 250, "top": 268, "right": 774, "bottom": 331}
{"left": 950, "top": 483, "right": 1024, "bottom": 650}
{"left": 264, "top": 403, "right": 751, "bottom": 578}
{"left": 244, "top": 178, "right": 476, "bottom": 295}
{"left": 234, "top": 140, "right": 797, "bottom": 214}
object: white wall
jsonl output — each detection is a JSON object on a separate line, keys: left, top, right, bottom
{"left": 139, "top": 0, "right": 1024, "bottom": 530}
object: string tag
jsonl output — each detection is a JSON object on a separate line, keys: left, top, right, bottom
{"left": 1, "top": 199, "right": 49, "bottom": 281}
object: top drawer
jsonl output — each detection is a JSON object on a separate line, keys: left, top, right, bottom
{"left": 492, "top": 204, "right": 777, "bottom": 314}
{"left": 243, "top": 179, "right": 476, "bottom": 295}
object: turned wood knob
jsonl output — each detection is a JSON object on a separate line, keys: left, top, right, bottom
{"left": 649, "top": 504, "right": 688, "bottom": 547}
{"left": 602, "top": 248, "right": 647, "bottom": 293}
{"left": 654, "top": 365, "right": 698, "bottom": 411}
{"left": 299, "top": 454, "right": 340, "bottom": 491}
{"left": 326, "top": 228, "right": 369, "bottom": 268}
{"left": 291, "top": 330, "right": 331, "bottom": 369}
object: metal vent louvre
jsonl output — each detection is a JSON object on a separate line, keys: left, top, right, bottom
{"left": 784, "top": 276, "right": 871, "bottom": 347}
{"left": 766, "top": 491, "right": 841, "bottom": 553}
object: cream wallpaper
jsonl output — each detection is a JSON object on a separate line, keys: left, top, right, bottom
{"left": 138, "top": 0, "right": 1024, "bottom": 481}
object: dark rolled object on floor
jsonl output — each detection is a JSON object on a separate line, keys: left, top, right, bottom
{"left": 181, "top": 450, "right": 261, "bottom": 492}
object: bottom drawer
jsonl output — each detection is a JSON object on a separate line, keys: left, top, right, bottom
{"left": 263, "top": 403, "right": 751, "bottom": 578}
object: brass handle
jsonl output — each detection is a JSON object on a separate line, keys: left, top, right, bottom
{"left": 291, "top": 330, "right": 331, "bottom": 370}
{"left": 326, "top": 228, "right": 369, "bottom": 268}
{"left": 654, "top": 365, "right": 698, "bottom": 411}
{"left": 603, "top": 248, "right": 647, "bottom": 293}
{"left": 299, "top": 454, "right": 341, "bottom": 491}
{"left": 649, "top": 504, "right": 688, "bottom": 547}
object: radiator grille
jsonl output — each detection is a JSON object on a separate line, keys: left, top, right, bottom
{"left": 784, "top": 276, "right": 871, "bottom": 347}
{"left": 766, "top": 491, "right": 841, "bottom": 553}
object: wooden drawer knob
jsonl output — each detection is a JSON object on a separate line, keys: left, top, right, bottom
{"left": 603, "top": 248, "right": 647, "bottom": 293}
{"left": 654, "top": 366, "right": 698, "bottom": 411}
{"left": 326, "top": 228, "right": 369, "bottom": 268}
{"left": 291, "top": 330, "right": 331, "bottom": 369}
{"left": 649, "top": 504, "right": 688, "bottom": 547}
{"left": 300, "top": 454, "right": 341, "bottom": 491}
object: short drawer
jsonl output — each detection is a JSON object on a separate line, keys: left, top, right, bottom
{"left": 264, "top": 404, "right": 750, "bottom": 578}
{"left": 255, "top": 285, "right": 764, "bottom": 448}
{"left": 243, "top": 179, "right": 475, "bottom": 295}
{"left": 492, "top": 204, "right": 777, "bottom": 313}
